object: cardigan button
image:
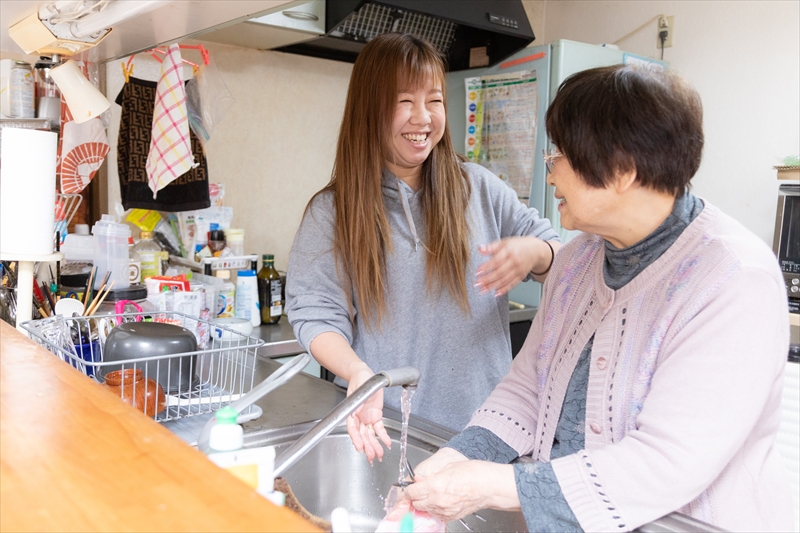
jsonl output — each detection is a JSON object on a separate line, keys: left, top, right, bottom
{"left": 590, "top": 423, "right": 602, "bottom": 434}
{"left": 596, "top": 357, "right": 607, "bottom": 370}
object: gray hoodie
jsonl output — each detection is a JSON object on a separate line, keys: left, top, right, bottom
{"left": 286, "top": 162, "right": 558, "bottom": 430}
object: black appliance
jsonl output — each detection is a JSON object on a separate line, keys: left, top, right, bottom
{"left": 774, "top": 182, "right": 800, "bottom": 313}
{"left": 275, "top": 0, "right": 535, "bottom": 71}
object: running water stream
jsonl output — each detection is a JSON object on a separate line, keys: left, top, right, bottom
{"left": 377, "top": 384, "right": 448, "bottom": 532}
{"left": 398, "top": 385, "right": 416, "bottom": 484}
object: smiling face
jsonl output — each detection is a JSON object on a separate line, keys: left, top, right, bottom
{"left": 546, "top": 150, "right": 622, "bottom": 236}
{"left": 385, "top": 77, "right": 446, "bottom": 186}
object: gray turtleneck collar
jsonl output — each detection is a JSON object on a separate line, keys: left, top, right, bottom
{"left": 603, "top": 192, "right": 704, "bottom": 290}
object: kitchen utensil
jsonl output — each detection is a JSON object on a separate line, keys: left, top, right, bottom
{"left": 73, "top": 339, "right": 100, "bottom": 377}
{"left": 0, "top": 287, "right": 17, "bottom": 325}
{"left": 384, "top": 457, "right": 416, "bottom": 513}
{"left": 101, "top": 368, "right": 166, "bottom": 416}
{"left": 55, "top": 297, "right": 85, "bottom": 317}
{"left": 113, "top": 299, "right": 143, "bottom": 324}
{"left": 82, "top": 266, "right": 95, "bottom": 307}
{"left": 101, "top": 321, "right": 198, "bottom": 393}
{"left": 85, "top": 280, "right": 115, "bottom": 316}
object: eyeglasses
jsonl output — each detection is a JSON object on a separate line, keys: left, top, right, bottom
{"left": 543, "top": 148, "right": 563, "bottom": 174}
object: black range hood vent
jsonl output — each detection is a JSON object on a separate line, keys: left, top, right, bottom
{"left": 275, "top": 0, "right": 535, "bottom": 72}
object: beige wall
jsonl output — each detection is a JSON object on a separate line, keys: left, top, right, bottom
{"left": 105, "top": 41, "right": 353, "bottom": 271}
{"left": 523, "top": 0, "right": 800, "bottom": 246}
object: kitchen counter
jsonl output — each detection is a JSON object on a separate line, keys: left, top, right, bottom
{"left": 0, "top": 321, "right": 319, "bottom": 533}
{"left": 254, "top": 319, "right": 304, "bottom": 358}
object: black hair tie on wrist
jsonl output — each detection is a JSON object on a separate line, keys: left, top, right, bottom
{"left": 532, "top": 240, "right": 555, "bottom": 276}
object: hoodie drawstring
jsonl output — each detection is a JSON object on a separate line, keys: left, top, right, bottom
{"left": 397, "top": 180, "right": 422, "bottom": 252}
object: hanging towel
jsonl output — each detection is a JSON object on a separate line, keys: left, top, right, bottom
{"left": 116, "top": 76, "right": 210, "bottom": 212}
{"left": 145, "top": 44, "right": 197, "bottom": 197}
{"left": 56, "top": 62, "right": 110, "bottom": 194}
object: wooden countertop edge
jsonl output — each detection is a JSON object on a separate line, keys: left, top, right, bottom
{"left": 0, "top": 321, "right": 321, "bottom": 533}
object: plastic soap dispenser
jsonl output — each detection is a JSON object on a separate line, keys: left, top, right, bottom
{"left": 208, "top": 406, "right": 243, "bottom": 452}
{"left": 205, "top": 406, "right": 280, "bottom": 503}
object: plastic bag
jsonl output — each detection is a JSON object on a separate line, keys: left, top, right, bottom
{"left": 185, "top": 57, "right": 234, "bottom": 146}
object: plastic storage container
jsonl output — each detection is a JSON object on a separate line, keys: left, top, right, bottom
{"left": 62, "top": 233, "right": 94, "bottom": 262}
{"left": 225, "top": 228, "right": 245, "bottom": 256}
{"left": 90, "top": 284, "right": 156, "bottom": 318}
{"left": 92, "top": 215, "right": 130, "bottom": 290}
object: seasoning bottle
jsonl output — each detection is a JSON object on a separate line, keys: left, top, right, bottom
{"left": 208, "top": 229, "right": 226, "bottom": 256}
{"left": 128, "top": 237, "right": 141, "bottom": 284}
{"left": 215, "top": 270, "right": 235, "bottom": 318}
{"left": 160, "top": 251, "right": 170, "bottom": 276}
{"left": 134, "top": 231, "right": 162, "bottom": 280}
{"left": 257, "top": 254, "right": 282, "bottom": 324}
{"left": 9, "top": 61, "right": 35, "bottom": 119}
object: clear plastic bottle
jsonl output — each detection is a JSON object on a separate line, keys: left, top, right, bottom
{"left": 235, "top": 269, "right": 260, "bottom": 327}
{"left": 128, "top": 237, "right": 141, "bottom": 284}
{"left": 215, "top": 270, "right": 236, "bottom": 318}
{"left": 134, "top": 231, "right": 162, "bottom": 280}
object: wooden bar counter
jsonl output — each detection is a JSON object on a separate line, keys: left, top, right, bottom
{"left": 0, "top": 321, "right": 319, "bottom": 532}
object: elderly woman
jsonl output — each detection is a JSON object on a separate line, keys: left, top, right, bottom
{"left": 405, "top": 64, "right": 793, "bottom": 532}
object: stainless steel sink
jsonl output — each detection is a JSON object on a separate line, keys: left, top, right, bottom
{"left": 244, "top": 417, "right": 528, "bottom": 533}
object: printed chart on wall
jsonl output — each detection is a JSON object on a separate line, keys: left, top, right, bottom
{"left": 465, "top": 70, "right": 538, "bottom": 199}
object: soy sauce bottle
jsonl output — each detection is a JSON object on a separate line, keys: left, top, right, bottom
{"left": 257, "top": 254, "right": 282, "bottom": 324}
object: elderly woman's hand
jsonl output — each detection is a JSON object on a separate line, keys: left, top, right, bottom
{"left": 405, "top": 461, "right": 519, "bottom": 522}
{"left": 413, "top": 447, "right": 468, "bottom": 478}
{"left": 476, "top": 237, "right": 558, "bottom": 296}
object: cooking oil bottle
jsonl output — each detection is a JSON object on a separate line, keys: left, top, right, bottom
{"left": 257, "top": 254, "right": 282, "bottom": 324}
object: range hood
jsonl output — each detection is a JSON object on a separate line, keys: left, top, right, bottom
{"left": 275, "top": 0, "right": 534, "bottom": 71}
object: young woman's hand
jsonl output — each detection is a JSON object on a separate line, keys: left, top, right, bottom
{"left": 476, "top": 237, "right": 558, "bottom": 296}
{"left": 345, "top": 362, "right": 392, "bottom": 464}
{"left": 309, "top": 333, "right": 393, "bottom": 464}
{"left": 405, "top": 461, "right": 519, "bottom": 521}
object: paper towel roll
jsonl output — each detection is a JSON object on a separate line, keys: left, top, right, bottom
{"left": 0, "top": 127, "right": 58, "bottom": 255}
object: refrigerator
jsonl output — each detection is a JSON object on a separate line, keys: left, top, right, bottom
{"left": 447, "top": 39, "right": 666, "bottom": 308}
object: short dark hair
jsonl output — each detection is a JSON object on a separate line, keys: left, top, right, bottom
{"left": 545, "top": 64, "right": 704, "bottom": 196}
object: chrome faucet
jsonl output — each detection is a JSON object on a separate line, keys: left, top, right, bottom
{"left": 197, "top": 353, "right": 312, "bottom": 454}
{"left": 272, "top": 367, "right": 421, "bottom": 478}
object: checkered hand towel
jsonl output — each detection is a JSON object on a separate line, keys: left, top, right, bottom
{"left": 146, "top": 44, "right": 197, "bottom": 197}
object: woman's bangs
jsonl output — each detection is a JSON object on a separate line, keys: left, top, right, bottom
{"left": 398, "top": 50, "right": 445, "bottom": 93}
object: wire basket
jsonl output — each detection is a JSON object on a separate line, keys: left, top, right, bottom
{"left": 21, "top": 312, "right": 266, "bottom": 424}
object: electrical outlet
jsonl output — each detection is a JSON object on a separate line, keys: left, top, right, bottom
{"left": 657, "top": 15, "right": 675, "bottom": 48}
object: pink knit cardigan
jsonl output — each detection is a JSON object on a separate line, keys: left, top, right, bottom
{"left": 469, "top": 203, "right": 793, "bottom": 532}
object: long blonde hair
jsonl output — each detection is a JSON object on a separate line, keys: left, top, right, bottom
{"left": 316, "top": 33, "right": 472, "bottom": 328}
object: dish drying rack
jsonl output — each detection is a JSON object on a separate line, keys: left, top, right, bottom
{"left": 22, "top": 311, "right": 267, "bottom": 425}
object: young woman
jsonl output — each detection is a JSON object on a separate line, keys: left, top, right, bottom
{"left": 405, "top": 64, "right": 793, "bottom": 532}
{"left": 286, "top": 33, "right": 560, "bottom": 462}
